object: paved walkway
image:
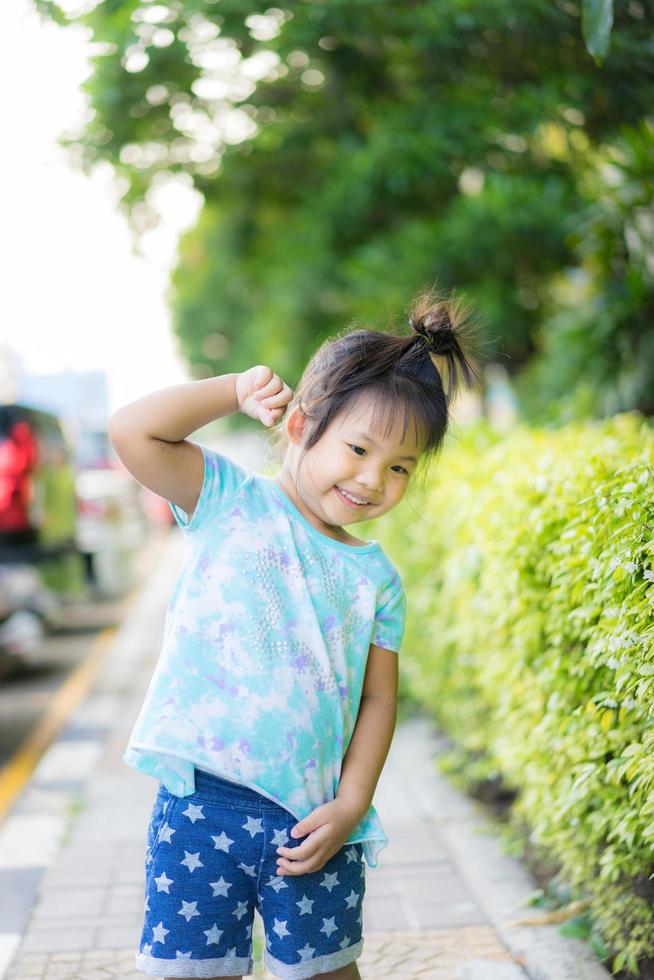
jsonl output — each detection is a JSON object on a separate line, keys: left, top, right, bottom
{"left": 0, "top": 530, "right": 609, "bottom": 980}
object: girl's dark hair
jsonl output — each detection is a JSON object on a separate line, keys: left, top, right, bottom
{"left": 272, "top": 285, "right": 486, "bottom": 475}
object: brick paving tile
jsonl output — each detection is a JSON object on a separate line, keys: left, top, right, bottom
{"left": 8, "top": 926, "right": 522, "bottom": 979}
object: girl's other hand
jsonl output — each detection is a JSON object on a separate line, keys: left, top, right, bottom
{"left": 236, "top": 365, "right": 293, "bottom": 428}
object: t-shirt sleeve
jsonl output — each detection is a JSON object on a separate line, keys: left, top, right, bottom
{"left": 168, "top": 444, "right": 251, "bottom": 534}
{"left": 371, "top": 573, "right": 407, "bottom": 654}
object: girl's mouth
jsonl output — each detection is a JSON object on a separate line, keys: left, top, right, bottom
{"left": 334, "top": 485, "right": 371, "bottom": 508}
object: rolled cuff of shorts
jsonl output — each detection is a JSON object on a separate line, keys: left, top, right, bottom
{"left": 134, "top": 949, "right": 254, "bottom": 977}
{"left": 264, "top": 937, "right": 363, "bottom": 980}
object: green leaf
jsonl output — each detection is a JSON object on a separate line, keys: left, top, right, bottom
{"left": 582, "top": 0, "right": 614, "bottom": 63}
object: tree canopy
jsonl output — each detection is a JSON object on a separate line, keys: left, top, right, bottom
{"left": 37, "top": 0, "right": 654, "bottom": 424}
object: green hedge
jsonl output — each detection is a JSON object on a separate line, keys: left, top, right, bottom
{"left": 364, "top": 411, "right": 654, "bottom": 975}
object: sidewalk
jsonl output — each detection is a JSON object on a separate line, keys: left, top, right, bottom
{"left": 0, "top": 531, "right": 611, "bottom": 980}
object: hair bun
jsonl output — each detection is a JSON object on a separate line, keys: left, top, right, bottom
{"left": 408, "top": 305, "right": 454, "bottom": 356}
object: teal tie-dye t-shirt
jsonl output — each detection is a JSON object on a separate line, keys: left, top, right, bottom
{"left": 124, "top": 444, "right": 407, "bottom": 868}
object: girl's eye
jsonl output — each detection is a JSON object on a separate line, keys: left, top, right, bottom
{"left": 349, "top": 445, "right": 409, "bottom": 476}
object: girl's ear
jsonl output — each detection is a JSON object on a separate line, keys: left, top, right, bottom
{"left": 285, "top": 404, "right": 307, "bottom": 445}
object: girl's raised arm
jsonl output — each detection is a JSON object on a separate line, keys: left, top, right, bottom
{"left": 108, "top": 368, "right": 292, "bottom": 522}
{"left": 108, "top": 374, "right": 239, "bottom": 521}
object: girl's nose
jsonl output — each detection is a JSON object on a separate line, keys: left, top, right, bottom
{"left": 356, "top": 468, "right": 383, "bottom": 495}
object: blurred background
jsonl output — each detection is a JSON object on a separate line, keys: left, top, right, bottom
{"left": 0, "top": 1, "right": 652, "bottom": 972}
{"left": 1, "top": 0, "right": 652, "bottom": 742}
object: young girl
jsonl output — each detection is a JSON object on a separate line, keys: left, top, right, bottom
{"left": 109, "top": 288, "right": 479, "bottom": 980}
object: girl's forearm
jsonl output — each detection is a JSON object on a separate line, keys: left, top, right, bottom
{"left": 336, "top": 694, "right": 397, "bottom": 822}
{"left": 110, "top": 373, "right": 240, "bottom": 443}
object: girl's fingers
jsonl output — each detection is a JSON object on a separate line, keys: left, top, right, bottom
{"left": 254, "top": 375, "right": 284, "bottom": 400}
{"left": 258, "top": 384, "right": 292, "bottom": 408}
{"left": 277, "top": 855, "right": 321, "bottom": 875}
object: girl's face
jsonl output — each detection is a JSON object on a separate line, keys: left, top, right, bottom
{"left": 278, "top": 393, "right": 423, "bottom": 535}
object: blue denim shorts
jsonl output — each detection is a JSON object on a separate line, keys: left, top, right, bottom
{"left": 135, "top": 768, "right": 366, "bottom": 979}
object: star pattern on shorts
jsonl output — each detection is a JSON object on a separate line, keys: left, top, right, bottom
{"left": 177, "top": 900, "right": 200, "bottom": 922}
{"left": 264, "top": 874, "right": 288, "bottom": 893}
{"left": 241, "top": 815, "right": 264, "bottom": 838}
{"left": 203, "top": 923, "right": 223, "bottom": 945}
{"left": 157, "top": 823, "right": 175, "bottom": 844}
{"left": 298, "top": 942, "right": 316, "bottom": 961}
{"left": 296, "top": 894, "right": 314, "bottom": 915}
{"left": 154, "top": 871, "right": 174, "bottom": 893}
{"left": 152, "top": 921, "right": 169, "bottom": 944}
{"left": 209, "top": 875, "right": 232, "bottom": 897}
{"left": 211, "top": 831, "right": 234, "bottom": 852}
{"left": 182, "top": 803, "right": 205, "bottom": 824}
{"left": 180, "top": 850, "right": 204, "bottom": 873}
{"left": 144, "top": 790, "right": 367, "bottom": 966}
{"left": 272, "top": 917, "right": 291, "bottom": 939}
{"left": 319, "top": 871, "right": 340, "bottom": 893}
{"left": 344, "top": 889, "right": 360, "bottom": 909}
{"left": 233, "top": 900, "right": 249, "bottom": 921}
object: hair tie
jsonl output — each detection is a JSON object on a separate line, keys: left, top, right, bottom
{"left": 409, "top": 318, "right": 437, "bottom": 352}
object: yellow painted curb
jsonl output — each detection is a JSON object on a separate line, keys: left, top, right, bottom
{"left": 0, "top": 624, "right": 116, "bottom": 824}
{"left": 0, "top": 534, "right": 168, "bottom": 826}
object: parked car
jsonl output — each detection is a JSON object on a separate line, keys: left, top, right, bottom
{"left": 0, "top": 403, "right": 84, "bottom": 669}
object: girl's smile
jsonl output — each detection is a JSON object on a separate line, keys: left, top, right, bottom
{"left": 275, "top": 393, "right": 423, "bottom": 542}
{"left": 334, "top": 485, "right": 373, "bottom": 507}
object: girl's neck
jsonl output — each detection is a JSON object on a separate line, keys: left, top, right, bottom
{"left": 271, "top": 467, "right": 365, "bottom": 547}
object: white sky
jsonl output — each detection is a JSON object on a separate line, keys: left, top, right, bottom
{"left": 0, "top": 0, "right": 203, "bottom": 414}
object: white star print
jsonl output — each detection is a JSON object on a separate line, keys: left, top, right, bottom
{"left": 211, "top": 831, "right": 234, "bottom": 852}
{"left": 296, "top": 894, "right": 314, "bottom": 915}
{"left": 345, "top": 846, "right": 359, "bottom": 863}
{"left": 154, "top": 871, "right": 174, "bottom": 893}
{"left": 238, "top": 861, "right": 257, "bottom": 877}
{"left": 297, "top": 942, "right": 316, "bottom": 961}
{"left": 157, "top": 823, "right": 176, "bottom": 844}
{"left": 144, "top": 895, "right": 150, "bottom": 912}
{"left": 344, "top": 889, "right": 360, "bottom": 909}
{"left": 151, "top": 921, "right": 169, "bottom": 944}
{"left": 246, "top": 923, "right": 253, "bottom": 940}
{"left": 142, "top": 943, "right": 153, "bottom": 955}
{"left": 339, "top": 935, "right": 352, "bottom": 949}
{"left": 209, "top": 875, "right": 232, "bottom": 897}
{"left": 181, "top": 803, "right": 205, "bottom": 824}
{"left": 233, "top": 900, "right": 249, "bottom": 920}
{"left": 272, "top": 917, "right": 291, "bottom": 940}
{"left": 225, "top": 947, "right": 238, "bottom": 958}
{"left": 175, "top": 951, "right": 193, "bottom": 958}
{"left": 320, "top": 916, "right": 338, "bottom": 937}
{"left": 177, "top": 900, "right": 200, "bottom": 923}
{"left": 356, "top": 909, "right": 363, "bottom": 925}
{"left": 270, "top": 827, "right": 290, "bottom": 846}
{"left": 320, "top": 871, "right": 340, "bottom": 892}
{"left": 241, "top": 815, "right": 264, "bottom": 838}
{"left": 180, "top": 850, "right": 204, "bottom": 873}
{"left": 203, "top": 923, "right": 223, "bottom": 945}
{"left": 264, "top": 874, "right": 288, "bottom": 893}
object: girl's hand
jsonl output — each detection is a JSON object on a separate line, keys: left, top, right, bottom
{"left": 236, "top": 365, "right": 293, "bottom": 428}
{"left": 274, "top": 798, "right": 362, "bottom": 876}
